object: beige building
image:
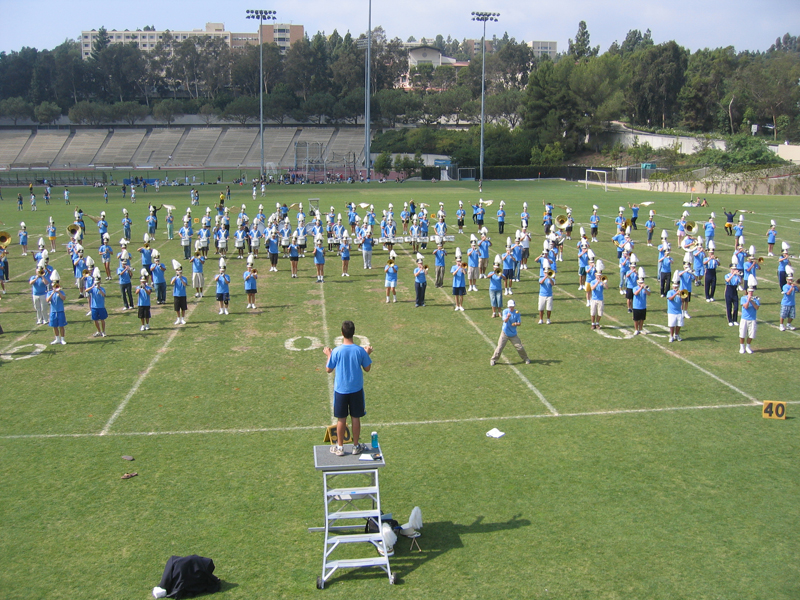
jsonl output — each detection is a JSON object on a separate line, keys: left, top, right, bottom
{"left": 528, "top": 40, "right": 557, "bottom": 60}
{"left": 80, "top": 22, "right": 304, "bottom": 59}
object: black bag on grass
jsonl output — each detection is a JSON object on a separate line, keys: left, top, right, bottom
{"left": 159, "top": 554, "right": 221, "bottom": 599}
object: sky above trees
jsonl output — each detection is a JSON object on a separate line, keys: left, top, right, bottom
{"left": 1, "top": 0, "right": 798, "bottom": 55}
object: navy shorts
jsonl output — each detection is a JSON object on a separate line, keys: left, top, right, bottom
{"left": 91, "top": 307, "right": 108, "bottom": 321}
{"left": 452, "top": 286, "right": 466, "bottom": 296}
{"left": 333, "top": 389, "right": 366, "bottom": 419}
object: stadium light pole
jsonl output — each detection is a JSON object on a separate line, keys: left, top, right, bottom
{"left": 246, "top": 9, "right": 277, "bottom": 180}
{"left": 471, "top": 11, "right": 499, "bottom": 184}
{"left": 364, "top": 0, "right": 373, "bottom": 182}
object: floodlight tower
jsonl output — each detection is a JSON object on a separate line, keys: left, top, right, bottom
{"left": 471, "top": 11, "right": 499, "bottom": 184}
{"left": 246, "top": 9, "right": 277, "bottom": 180}
{"left": 365, "top": 0, "right": 373, "bottom": 181}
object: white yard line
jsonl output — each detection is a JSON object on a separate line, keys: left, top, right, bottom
{"left": 99, "top": 299, "right": 199, "bottom": 435}
{"left": 5, "top": 400, "right": 798, "bottom": 441}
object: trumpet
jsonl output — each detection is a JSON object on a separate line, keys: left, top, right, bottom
{"left": 387, "top": 259, "right": 394, "bottom": 266}
{"left": 757, "top": 257, "right": 764, "bottom": 265}
{"left": 251, "top": 268, "right": 258, "bottom": 275}
{"left": 546, "top": 269, "right": 555, "bottom": 278}
{"left": 680, "top": 289, "right": 690, "bottom": 299}
{"left": 0, "top": 231, "right": 10, "bottom": 248}
{"left": 600, "top": 275, "right": 608, "bottom": 283}
{"left": 423, "top": 264, "right": 429, "bottom": 271}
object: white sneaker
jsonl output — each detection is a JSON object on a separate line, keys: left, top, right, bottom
{"left": 546, "top": 319, "right": 551, "bottom": 325}
{"left": 586, "top": 301, "right": 591, "bottom": 307}
{"left": 224, "top": 308, "right": 229, "bottom": 314}
{"left": 51, "top": 338, "right": 60, "bottom": 344}
{"left": 174, "top": 318, "right": 181, "bottom": 325}
{"left": 788, "top": 325, "right": 797, "bottom": 331}
{"left": 460, "top": 306, "right": 465, "bottom": 311}
{"left": 739, "top": 346, "right": 745, "bottom": 354}
{"left": 392, "top": 297, "right": 397, "bottom": 303}
{"left": 60, "top": 338, "right": 66, "bottom": 345}
{"left": 508, "top": 289, "right": 513, "bottom": 295}
{"left": 386, "top": 297, "right": 390, "bottom": 303}
{"left": 140, "top": 325, "right": 145, "bottom": 331}
{"left": 219, "top": 309, "right": 224, "bottom": 314}
{"left": 684, "top": 313, "right": 691, "bottom": 319}
{"left": 538, "top": 319, "right": 543, "bottom": 324}
{"left": 745, "top": 346, "right": 753, "bottom": 354}
{"left": 780, "top": 324, "right": 786, "bottom": 331}
{"left": 180, "top": 318, "right": 186, "bottom": 324}
{"left": 733, "top": 321, "right": 738, "bottom": 326}
{"left": 455, "top": 306, "right": 459, "bottom": 311}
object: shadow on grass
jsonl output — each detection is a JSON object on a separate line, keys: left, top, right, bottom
{"left": 322, "top": 514, "right": 532, "bottom": 586}
{"left": 681, "top": 335, "right": 723, "bottom": 342}
{"left": 756, "top": 346, "right": 800, "bottom": 354}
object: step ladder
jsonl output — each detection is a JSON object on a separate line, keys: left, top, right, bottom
{"left": 317, "top": 468, "right": 395, "bottom": 589}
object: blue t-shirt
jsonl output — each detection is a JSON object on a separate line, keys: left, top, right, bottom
{"left": 502, "top": 252, "right": 515, "bottom": 270}
{"left": 136, "top": 285, "right": 151, "bottom": 306}
{"left": 151, "top": 263, "right": 166, "bottom": 284}
{"left": 741, "top": 296, "right": 759, "bottom": 320}
{"left": 502, "top": 308, "right": 520, "bottom": 336}
{"left": 191, "top": 257, "right": 205, "bottom": 273}
{"left": 414, "top": 266, "right": 426, "bottom": 283}
{"left": 781, "top": 285, "right": 796, "bottom": 307}
{"left": 479, "top": 240, "right": 491, "bottom": 259}
{"left": 451, "top": 265, "right": 466, "bottom": 288}
{"left": 667, "top": 290, "right": 682, "bottom": 314}
{"left": 118, "top": 266, "right": 131, "bottom": 284}
{"left": 173, "top": 276, "right": 187, "bottom": 297}
{"left": 89, "top": 286, "right": 106, "bottom": 309}
{"left": 243, "top": 272, "right": 257, "bottom": 291}
{"left": 314, "top": 247, "right": 325, "bottom": 264}
{"left": 660, "top": 256, "right": 673, "bottom": 274}
{"left": 434, "top": 249, "right": 446, "bottom": 267}
{"left": 48, "top": 290, "right": 65, "bottom": 313}
{"left": 140, "top": 248, "right": 152, "bottom": 266}
{"left": 327, "top": 344, "right": 372, "bottom": 394}
{"left": 633, "top": 286, "right": 647, "bottom": 310}
{"left": 704, "top": 222, "right": 715, "bottom": 238}
{"left": 216, "top": 274, "right": 230, "bottom": 294}
{"left": 539, "top": 277, "right": 553, "bottom": 297}
{"left": 385, "top": 264, "right": 398, "bottom": 282}
{"left": 30, "top": 275, "right": 48, "bottom": 296}
{"left": 591, "top": 280, "right": 605, "bottom": 301}
{"left": 489, "top": 272, "right": 503, "bottom": 291}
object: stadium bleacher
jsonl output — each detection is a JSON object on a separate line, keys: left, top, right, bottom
{"left": 54, "top": 130, "right": 108, "bottom": 166}
{"left": 170, "top": 128, "right": 222, "bottom": 166}
{"left": 205, "top": 128, "right": 258, "bottom": 167}
{"left": 131, "top": 128, "right": 183, "bottom": 166}
{"left": 13, "top": 131, "right": 69, "bottom": 166}
{"left": 0, "top": 130, "right": 31, "bottom": 167}
{"left": 243, "top": 127, "right": 298, "bottom": 167}
{"left": 93, "top": 130, "right": 145, "bottom": 165}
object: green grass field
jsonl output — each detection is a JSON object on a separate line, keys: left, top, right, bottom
{"left": 1, "top": 179, "right": 799, "bottom": 599}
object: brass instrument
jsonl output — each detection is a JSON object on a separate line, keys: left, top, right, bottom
{"left": 66, "top": 224, "right": 80, "bottom": 237}
{"left": 85, "top": 214, "right": 101, "bottom": 224}
{"left": 555, "top": 215, "right": 569, "bottom": 229}
{"left": 600, "top": 275, "right": 608, "bottom": 283}
{"left": 387, "top": 259, "right": 395, "bottom": 266}
{"left": 757, "top": 257, "right": 764, "bottom": 265}
{"left": 0, "top": 231, "right": 10, "bottom": 248}
{"left": 546, "top": 269, "right": 555, "bottom": 278}
{"left": 82, "top": 268, "right": 91, "bottom": 276}
{"left": 624, "top": 218, "right": 631, "bottom": 229}
{"left": 684, "top": 221, "right": 696, "bottom": 234}
{"left": 252, "top": 268, "right": 258, "bottom": 275}
{"left": 423, "top": 264, "right": 429, "bottom": 271}
{"left": 679, "top": 289, "right": 690, "bottom": 299}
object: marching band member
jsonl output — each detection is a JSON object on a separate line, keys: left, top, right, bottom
{"left": 288, "top": 235, "right": 300, "bottom": 278}
{"left": 778, "top": 244, "right": 791, "bottom": 289}
{"left": 692, "top": 243, "right": 706, "bottom": 288}
{"left": 146, "top": 209, "right": 157, "bottom": 240}
{"left": 490, "top": 299, "right": 530, "bottom": 365}
{"left": 46, "top": 269, "right": 67, "bottom": 344}
{"left": 73, "top": 246, "right": 87, "bottom": 297}
{"left": 632, "top": 270, "right": 651, "bottom": 335}
{"left": 413, "top": 255, "right": 428, "bottom": 307}
{"left": 733, "top": 214, "right": 744, "bottom": 240}
{"left": 612, "top": 229, "right": 625, "bottom": 259}
{"left": 625, "top": 254, "right": 638, "bottom": 312}
{"left": 97, "top": 211, "right": 108, "bottom": 239}
{"left": 30, "top": 266, "right": 49, "bottom": 325}
{"left": 678, "top": 259, "right": 693, "bottom": 318}
{"left": 618, "top": 248, "right": 631, "bottom": 296}
{"left": 122, "top": 208, "right": 132, "bottom": 241}
{"left": 488, "top": 259, "right": 505, "bottom": 318}
{"left": 704, "top": 213, "right": 716, "bottom": 247}
{"left": 724, "top": 263, "right": 742, "bottom": 326}
{"left": 502, "top": 239, "right": 515, "bottom": 295}
{"left": 456, "top": 201, "right": 466, "bottom": 234}
{"left": 135, "top": 274, "right": 152, "bottom": 331}
{"left": 234, "top": 222, "right": 248, "bottom": 259}
{"left": 215, "top": 223, "right": 229, "bottom": 258}
{"left": 675, "top": 211, "right": 688, "bottom": 247}
{"left": 383, "top": 216, "right": 397, "bottom": 252}
{"left": 384, "top": 251, "right": 398, "bottom": 303}
{"left": 361, "top": 227, "right": 374, "bottom": 270}
{"left": 243, "top": 257, "right": 258, "bottom": 309}
{"left": 564, "top": 208, "right": 574, "bottom": 240}
{"left": 18, "top": 222, "right": 28, "bottom": 256}
{"left": 165, "top": 208, "right": 174, "bottom": 240}
{"left": 666, "top": 281, "right": 683, "bottom": 342}
{"left": 215, "top": 260, "right": 230, "bottom": 314}
{"left": 451, "top": 252, "right": 467, "bottom": 311}
{"left": 333, "top": 214, "right": 346, "bottom": 250}
{"left": 118, "top": 252, "right": 134, "bottom": 310}
{"left": 198, "top": 221, "right": 211, "bottom": 258}
{"left": 475, "top": 200, "right": 485, "bottom": 228}
{"left": 589, "top": 260, "right": 606, "bottom": 330}
{"left": 433, "top": 241, "right": 447, "bottom": 288}
{"left": 190, "top": 247, "right": 205, "bottom": 298}
{"left": 280, "top": 218, "right": 292, "bottom": 257}
{"left": 658, "top": 249, "right": 673, "bottom": 297}
{"left": 100, "top": 235, "right": 113, "bottom": 280}
{"left": 589, "top": 206, "right": 599, "bottom": 242}
{"left": 738, "top": 276, "right": 759, "bottom": 353}
{"left": 419, "top": 212, "right": 430, "bottom": 250}
{"left": 150, "top": 251, "right": 167, "bottom": 304}
{"left": 497, "top": 201, "right": 506, "bottom": 234}
{"left": 779, "top": 267, "right": 798, "bottom": 331}
{"left": 47, "top": 218, "right": 57, "bottom": 252}
{"left": 645, "top": 211, "right": 656, "bottom": 246}
{"left": 614, "top": 206, "right": 625, "bottom": 231}
{"left": 766, "top": 221, "right": 777, "bottom": 256}
{"left": 179, "top": 218, "right": 193, "bottom": 260}
{"left": 628, "top": 203, "right": 640, "bottom": 230}
{"left": 467, "top": 236, "right": 480, "bottom": 292}
{"left": 703, "top": 246, "right": 719, "bottom": 302}
{"left": 86, "top": 273, "right": 108, "bottom": 337}
{"left": 340, "top": 231, "right": 351, "bottom": 276}
{"left": 267, "top": 230, "right": 280, "bottom": 271}
{"left": 520, "top": 202, "right": 529, "bottom": 228}
{"left": 577, "top": 240, "right": 590, "bottom": 292}
{"left": 138, "top": 234, "right": 153, "bottom": 283}
{"left": 513, "top": 232, "right": 524, "bottom": 280}
{"left": 519, "top": 226, "right": 531, "bottom": 269}
{"left": 313, "top": 235, "right": 326, "bottom": 283}
{"left": 538, "top": 262, "right": 554, "bottom": 324}
{"left": 478, "top": 229, "right": 491, "bottom": 278}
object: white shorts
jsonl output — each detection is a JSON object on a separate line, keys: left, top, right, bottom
{"left": 538, "top": 295, "right": 553, "bottom": 311}
{"left": 590, "top": 300, "right": 603, "bottom": 317}
{"left": 192, "top": 273, "right": 204, "bottom": 289}
{"left": 385, "top": 280, "right": 396, "bottom": 288}
{"left": 468, "top": 266, "right": 479, "bottom": 280}
{"left": 739, "top": 319, "right": 756, "bottom": 339}
{"left": 668, "top": 313, "right": 684, "bottom": 328}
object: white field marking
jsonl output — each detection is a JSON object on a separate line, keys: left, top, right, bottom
{"left": 99, "top": 298, "right": 200, "bottom": 435}
{"left": 7, "top": 400, "right": 800, "bottom": 441}
{"left": 319, "top": 275, "right": 334, "bottom": 420}
{"left": 0, "top": 343, "right": 46, "bottom": 361}
{"left": 399, "top": 246, "right": 558, "bottom": 415}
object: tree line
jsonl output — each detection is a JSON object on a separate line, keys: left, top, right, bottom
{"left": 0, "top": 23, "right": 798, "bottom": 167}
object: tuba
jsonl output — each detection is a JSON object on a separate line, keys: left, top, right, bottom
{"left": 0, "top": 231, "right": 11, "bottom": 248}
{"left": 684, "top": 221, "right": 696, "bottom": 234}
{"left": 66, "top": 224, "right": 80, "bottom": 237}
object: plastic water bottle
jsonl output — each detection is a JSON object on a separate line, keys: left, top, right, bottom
{"left": 371, "top": 431, "right": 378, "bottom": 450}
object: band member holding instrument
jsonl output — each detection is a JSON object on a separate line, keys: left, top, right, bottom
{"left": 243, "top": 260, "right": 257, "bottom": 310}
{"left": 678, "top": 260, "right": 693, "bottom": 318}
{"left": 384, "top": 252, "right": 398, "bottom": 303}
{"left": 589, "top": 261, "right": 607, "bottom": 330}
{"left": 47, "top": 270, "right": 67, "bottom": 344}
{"left": 361, "top": 227, "right": 374, "bottom": 270}
{"left": 488, "top": 262, "right": 505, "bottom": 318}
{"left": 414, "top": 256, "right": 428, "bottom": 307}
{"left": 314, "top": 235, "right": 326, "bottom": 283}
{"left": 497, "top": 202, "right": 506, "bottom": 234}
{"left": 502, "top": 240, "right": 515, "bottom": 296}
{"left": 135, "top": 275, "right": 152, "bottom": 331}
{"left": 288, "top": 235, "right": 300, "bottom": 278}
{"left": 456, "top": 201, "right": 466, "bottom": 234}
{"left": 30, "top": 267, "right": 49, "bottom": 325}
{"left": 645, "top": 212, "right": 656, "bottom": 246}
{"left": 214, "top": 263, "right": 230, "bottom": 315}
{"left": 778, "top": 247, "right": 790, "bottom": 289}
{"left": 538, "top": 265, "right": 554, "bottom": 324}
{"left": 739, "top": 277, "right": 759, "bottom": 353}
{"left": 658, "top": 250, "right": 673, "bottom": 298}
{"left": 632, "top": 274, "right": 651, "bottom": 335}
{"left": 704, "top": 249, "right": 719, "bottom": 302}
{"left": 467, "top": 237, "right": 480, "bottom": 292}
{"left": 191, "top": 250, "right": 205, "bottom": 298}
{"left": 766, "top": 221, "right": 777, "bottom": 256}
{"left": 339, "top": 231, "right": 351, "bottom": 276}
{"left": 589, "top": 207, "right": 599, "bottom": 243}
{"left": 779, "top": 268, "right": 798, "bottom": 331}
{"left": 451, "top": 255, "right": 467, "bottom": 311}
{"left": 490, "top": 299, "right": 530, "bottom": 365}
{"left": 86, "top": 274, "right": 108, "bottom": 337}
{"left": 724, "top": 264, "right": 742, "bottom": 326}
{"left": 150, "top": 253, "right": 167, "bottom": 304}
{"left": 667, "top": 281, "right": 684, "bottom": 342}
{"left": 433, "top": 242, "right": 447, "bottom": 288}
{"left": 478, "top": 230, "right": 491, "bottom": 279}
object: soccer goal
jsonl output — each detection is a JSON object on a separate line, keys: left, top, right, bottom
{"left": 585, "top": 169, "right": 608, "bottom": 192}
{"left": 458, "top": 168, "right": 476, "bottom": 181}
